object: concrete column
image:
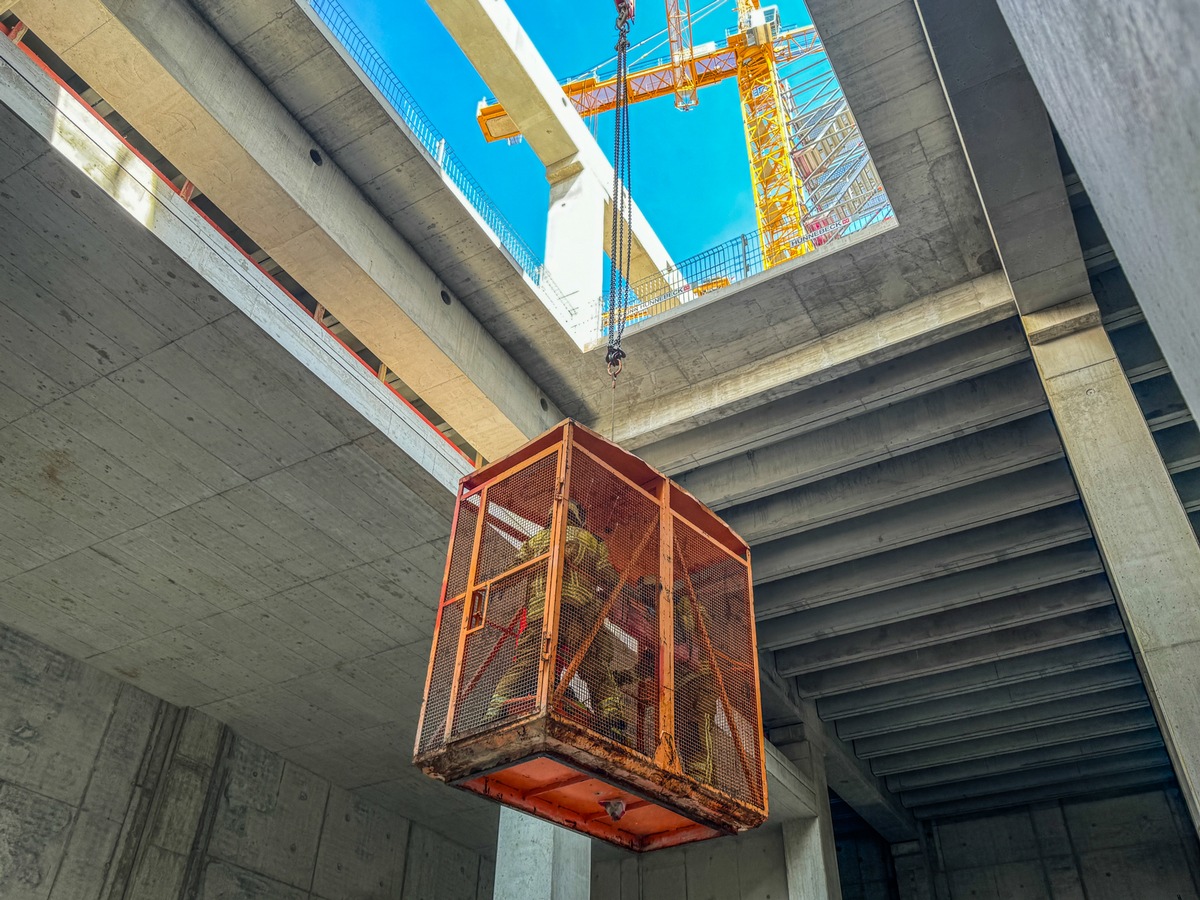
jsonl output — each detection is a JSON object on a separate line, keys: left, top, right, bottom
{"left": 993, "top": 0, "right": 1200, "bottom": 423}
{"left": 493, "top": 807, "right": 590, "bottom": 900}
{"left": 545, "top": 167, "right": 606, "bottom": 333}
{"left": 780, "top": 741, "right": 843, "bottom": 900}
{"left": 892, "top": 840, "right": 939, "bottom": 900}
{"left": 1023, "top": 296, "right": 1200, "bottom": 834}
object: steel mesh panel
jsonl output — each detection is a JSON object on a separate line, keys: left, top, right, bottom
{"left": 445, "top": 492, "right": 480, "bottom": 601}
{"left": 418, "top": 596, "right": 463, "bottom": 755}
{"left": 451, "top": 564, "right": 548, "bottom": 737}
{"left": 475, "top": 452, "right": 558, "bottom": 586}
{"left": 553, "top": 450, "right": 661, "bottom": 759}
{"left": 673, "top": 518, "right": 762, "bottom": 806}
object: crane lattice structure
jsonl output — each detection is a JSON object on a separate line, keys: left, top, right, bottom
{"left": 477, "top": 1, "right": 892, "bottom": 274}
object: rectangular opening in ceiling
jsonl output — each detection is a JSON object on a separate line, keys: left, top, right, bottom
{"left": 308, "top": 0, "right": 895, "bottom": 343}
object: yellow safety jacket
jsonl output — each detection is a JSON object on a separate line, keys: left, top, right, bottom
{"left": 521, "top": 524, "right": 615, "bottom": 620}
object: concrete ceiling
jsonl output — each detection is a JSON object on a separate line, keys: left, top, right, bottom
{"left": 189, "top": 0, "right": 997, "bottom": 432}
{"left": 0, "top": 0, "right": 1190, "bottom": 850}
{"left": 0, "top": 79, "right": 503, "bottom": 852}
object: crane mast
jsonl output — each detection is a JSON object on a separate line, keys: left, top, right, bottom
{"left": 731, "top": 2, "right": 811, "bottom": 264}
{"left": 665, "top": 0, "right": 699, "bottom": 110}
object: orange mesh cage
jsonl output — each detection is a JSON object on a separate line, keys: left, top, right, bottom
{"left": 413, "top": 420, "right": 767, "bottom": 852}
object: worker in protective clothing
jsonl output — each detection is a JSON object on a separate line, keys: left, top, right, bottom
{"left": 487, "top": 499, "right": 625, "bottom": 738}
{"left": 674, "top": 585, "right": 719, "bottom": 785}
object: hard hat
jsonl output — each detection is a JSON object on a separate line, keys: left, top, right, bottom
{"left": 567, "top": 499, "right": 586, "bottom": 526}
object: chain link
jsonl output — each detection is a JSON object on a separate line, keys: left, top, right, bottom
{"left": 605, "top": 11, "right": 634, "bottom": 380}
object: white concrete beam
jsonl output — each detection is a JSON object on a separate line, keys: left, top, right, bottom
{"left": 765, "top": 742, "right": 820, "bottom": 822}
{"left": 761, "top": 673, "right": 918, "bottom": 844}
{"left": 775, "top": 575, "right": 1114, "bottom": 676}
{"left": 424, "top": 0, "right": 674, "bottom": 294}
{"left": 913, "top": 0, "right": 1090, "bottom": 316}
{"left": 897, "top": 747, "right": 1171, "bottom": 808}
{"left": 853, "top": 685, "right": 1150, "bottom": 759}
{"left": 907, "top": 766, "right": 1176, "bottom": 820}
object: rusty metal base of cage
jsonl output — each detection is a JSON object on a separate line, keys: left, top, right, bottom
{"left": 415, "top": 714, "right": 766, "bottom": 852}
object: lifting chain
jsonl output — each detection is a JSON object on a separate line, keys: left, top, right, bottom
{"left": 605, "top": 0, "right": 636, "bottom": 390}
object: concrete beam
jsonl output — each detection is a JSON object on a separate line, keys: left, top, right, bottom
{"left": 897, "top": 747, "right": 1172, "bottom": 808}
{"left": 614, "top": 274, "right": 1016, "bottom": 449}
{"left": 1111, "top": 322, "right": 1170, "bottom": 384}
{"left": 11, "top": 0, "right": 560, "bottom": 459}
{"left": 423, "top": 0, "right": 673, "bottom": 293}
{"left": 1156, "top": 424, "right": 1200, "bottom": 474}
{"left": 775, "top": 574, "right": 1113, "bottom": 676}
{"left": 751, "top": 459, "right": 1076, "bottom": 583}
{"left": 1135, "top": 374, "right": 1192, "bottom": 431}
{"left": 790, "top": 605, "right": 1125, "bottom": 696}
{"left": 817, "top": 636, "right": 1133, "bottom": 720}
{"left": 868, "top": 708, "right": 1160, "bottom": 777}
{"left": 1022, "top": 297, "right": 1200, "bottom": 833}
{"left": 913, "top": 0, "right": 1089, "bottom": 315}
{"left": 638, "top": 319, "right": 1029, "bottom": 475}
{"left": 544, "top": 167, "right": 606, "bottom": 321}
{"left": 884, "top": 727, "right": 1165, "bottom": 792}
{"left": 759, "top": 542, "right": 1104, "bottom": 649}
{"left": 761, "top": 667, "right": 917, "bottom": 843}
{"left": 677, "top": 364, "right": 1046, "bottom": 510}
{"left": 725, "top": 412, "right": 1064, "bottom": 545}
{"left": 764, "top": 742, "right": 820, "bottom": 822}
{"left": 907, "top": 766, "right": 1176, "bottom": 820}
{"left": 853, "top": 685, "right": 1150, "bottom": 759}
{"left": 1175, "top": 470, "right": 1200, "bottom": 513}
{"left": 0, "top": 36, "right": 514, "bottom": 847}
{"left": 756, "top": 504, "right": 1091, "bottom": 620}
{"left": 774, "top": 740, "right": 844, "bottom": 900}
{"left": 992, "top": 0, "right": 1200, "bottom": 423}
{"left": 0, "top": 30, "right": 469, "bottom": 491}
{"left": 835, "top": 660, "right": 1142, "bottom": 740}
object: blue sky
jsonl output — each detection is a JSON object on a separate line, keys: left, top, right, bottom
{"left": 335, "top": 0, "right": 814, "bottom": 265}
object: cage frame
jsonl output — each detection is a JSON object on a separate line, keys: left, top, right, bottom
{"left": 414, "top": 420, "right": 768, "bottom": 851}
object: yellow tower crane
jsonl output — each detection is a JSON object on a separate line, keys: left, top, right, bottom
{"left": 477, "top": 2, "right": 824, "bottom": 268}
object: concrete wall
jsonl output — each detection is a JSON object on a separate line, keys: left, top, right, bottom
{"left": 902, "top": 790, "right": 1200, "bottom": 900}
{"left": 836, "top": 833, "right": 897, "bottom": 900}
{"left": 591, "top": 825, "right": 790, "bottom": 900}
{"left": 0, "top": 624, "right": 493, "bottom": 899}
{"left": 592, "top": 822, "right": 899, "bottom": 900}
